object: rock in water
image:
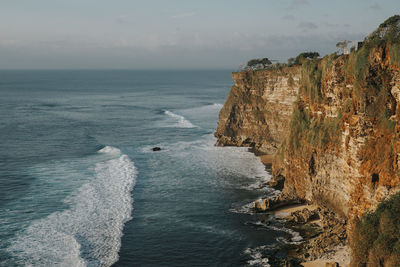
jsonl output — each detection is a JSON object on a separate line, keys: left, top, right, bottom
{"left": 152, "top": 147, "right": 161, "bottom": 151}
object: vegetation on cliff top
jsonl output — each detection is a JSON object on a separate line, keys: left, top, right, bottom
{"left": 284, "top": 17, "right": 400, "bottom": 264}
{"left": 351, "top": 192, "right": 400, "bottom": 267}
{"left": 287, "top": 52, "right": 341, "bottom": 155}
{"left": 368, "top": 15, "right": 400, "bottom": 44}
{"left": 226, "top": 15, "right": 400, "bottom": 266}
{"left": 286, "top": 15, "right": 400, "bottom": 171}
{"left": 294, "top": 52, "right": 320, "bottom": 66}
{"left": 247, "top": 58, "right": 272, "bottom": 67}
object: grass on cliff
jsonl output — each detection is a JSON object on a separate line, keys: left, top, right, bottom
{"left": 288, "top": 102, "right": 341, "bottom": 153}
{"left": 390, "top": 43, "right": 400, "bottom": 67}
{"left": 289, "top": 31, "right": 397, "bottom": 157}
{"left": 300, "top": 59, "right": 323, "bottom": 103}
{"left": 342, "top": 19, "right": 399, "bottom": 183}
{"left": 351, "top": 192, "right": 400, "bottom": 267}
{"left": 289, "top": 52, "right": 342, "bottom": 153}
{"left": 346, "top": 15, "right": 400, "bottom": 91}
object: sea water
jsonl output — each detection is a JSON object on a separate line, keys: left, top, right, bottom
{"left": 0, "top": 70, "right": 297, "bottom": 266}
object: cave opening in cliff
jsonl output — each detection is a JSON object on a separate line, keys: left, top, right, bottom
{"left": 372, "top": 173, "right": 379, "bottom": 187}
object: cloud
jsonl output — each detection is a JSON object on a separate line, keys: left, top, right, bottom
{"left": 0, "top": 29, "right": 368, "bottom": 69}
{"left": 116, "top": 16, "right": 129, "bottom": 24}
{"left": 282, "top": 15, "right": 296, "bottom": 21}
{"left": 323, "top": 22, "right": 339, "bottom": 28}
{"left": 171, "top": 12, "right": 195, "bottom": 19}
{"left": 298, "top": 21, "right": 318, "bottom": 30}
{"left": 292, "top": 0, "right": 309, "bottom": 5}
{"left": 286, "top": 0, "right": 308, "bottom": 10}
{"left": 369, "top": 3, "right": 382, "bottom": 10}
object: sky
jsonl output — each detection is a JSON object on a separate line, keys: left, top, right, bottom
{"left": 0, "top": 0, "right": 399, "bottom": 69}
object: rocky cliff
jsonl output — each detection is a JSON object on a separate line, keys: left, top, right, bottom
{"left": 215, "top": 67, "right": 300, "bottom": 154}
{"left": 216, "top": 15, "right": 400, "bottom": 266}
{"left": 274, "top": 18, "right": 400, "bottom": 222}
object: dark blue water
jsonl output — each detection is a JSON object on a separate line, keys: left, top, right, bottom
{"left": 0, "top": 70, "right": 295, "bottom": 267}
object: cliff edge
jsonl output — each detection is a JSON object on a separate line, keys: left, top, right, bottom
{"left": 215, "top": 67, "right": 300, "bottom": 154}
{"left": 216, "top": 15, "right": 400, "bottom": 266}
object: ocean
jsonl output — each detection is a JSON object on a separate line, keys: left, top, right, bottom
{"left": 0, "top": 70, "right": 298, "bottom": 266}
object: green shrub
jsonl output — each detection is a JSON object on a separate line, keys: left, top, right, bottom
{"left": 351, "top": 193, "right": 400, "bottom": 267}
{"left": 368, "top": 15, "right": 400, "bottom": 45}
{"left": 379, "top": 15, "right": 400, "bottom": 28}
{"left": 247, "top": 58, "right": 272, "bottom": 67}
{"left": 294, "top": 52, "right": 320, "bottom": 65}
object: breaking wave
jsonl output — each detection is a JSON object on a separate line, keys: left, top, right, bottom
{"left": 7, "top": 146, "right": 137, "bottom": 267}
{"left": 164, "top": 110, "right": 197, "bottom": 128}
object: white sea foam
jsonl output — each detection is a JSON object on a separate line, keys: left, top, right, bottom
{"left": 229, "top": 201, "right": 256, "bottom": 214}
{"left": 243, "top": 246, "right": 271, "bottom": 267}
{"left": 98, "top": 145, "right": 121, "bottom": 155}
{"left": 212, "top": 103, "right": 223, "bottom": 109}
{"left": 184, "top": 103, "right": 223, "bottom": 113}
{"left": 8, "top": 146, "right": 137, "bottom": 267}
{"left": 142, "top": 134, "right": 275, "bottom": 193}
{"left": 178, "top": 103, "right": 223, "bottom": 114}
{"left": 164, "top": 110, "right": 196, "bottom": 128}
{"left": 267, "top": 225, "right": 303, "bottom": 244}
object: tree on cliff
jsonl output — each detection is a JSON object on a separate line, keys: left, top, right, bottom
{"left": 294, "top": 52, "right": 320, "bottom": 65}
{"left": 247, "top": 58, "right": 272, "bottom": 70}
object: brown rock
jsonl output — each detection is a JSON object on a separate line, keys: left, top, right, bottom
{"left": 287, "top": 208, "right": 319, "bottom": 224}
{"left": 215, "top": 19, "right": 400, "bottom": 266}
{"left": 215, "top": 68, "right": 300, "bottom": 154}
{"left": 253, "top": 194, "right": 301, "bottom": 212}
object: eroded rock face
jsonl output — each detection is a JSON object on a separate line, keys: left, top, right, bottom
{"left": 216, "top": 45, "right": 399, "bottom": 263}
{"left": 216, "top": 47, "right": 400, "bottom": 223}
{"left": 215, "top": 68, "right": 300, "bottom": 154}
{"left": 274, "top": 46, "right": 400, "bottom": 225}
{"left": 216, "top": 15, "right": 400, "bottom": 266}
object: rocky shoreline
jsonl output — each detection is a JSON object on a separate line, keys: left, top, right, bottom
{"left": 253, "top": 155, "right": 348, "bottom": 267}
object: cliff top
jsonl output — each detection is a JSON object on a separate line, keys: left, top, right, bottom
{"left": 366, "top": 15, "right": 400, "bottom": 43}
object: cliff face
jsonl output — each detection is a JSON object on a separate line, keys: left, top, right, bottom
{"left": 215, "top": 68, "right": 300, "bottom": 154}
{"left": 216, "top": 16, "right": 400, "bottom": 265}
{"left": 275, "top": 31, "right": 400, "bottom": 224}
{"left": 275, "top": 48, "right": 399, "bottom": 220}
{"left": 217, "top": 19, "right": 400, "bottom": 221}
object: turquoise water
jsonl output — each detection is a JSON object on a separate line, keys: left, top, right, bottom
{"left": 0, "top": 70, "right": 296, "bottom": 266}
